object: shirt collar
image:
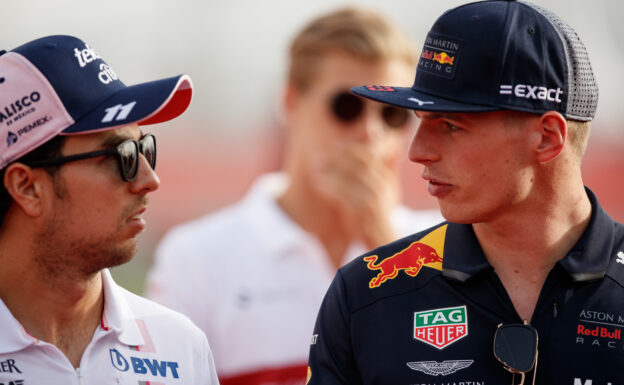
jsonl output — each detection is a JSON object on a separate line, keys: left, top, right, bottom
{"left": 241, "top": 173, "right": 329, "bottom": 260}
{"left": 0, "top": 269, "right": 144, "bottom": 354}
{"left": 442, "top": 187, "right": 618, "bottom": 283}
{"left": 242, "top": 172, "right": 417, "bottom": 264}
{"left": 98, "top": 269, "right": 145, "bottom": 346}
{"left": 0, "top": 298, "right": 36, "bottom": 354}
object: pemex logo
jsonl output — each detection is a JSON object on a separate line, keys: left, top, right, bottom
{"left": 414, "top": 305, "right": 468, "bottom": 349}
{"left": 6, "top": 131, "right": 18, "bottom": 147}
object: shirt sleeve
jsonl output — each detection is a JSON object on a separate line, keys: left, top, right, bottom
{"left": 307, "top": 270, "right": 362, "bottom": 385}
{"left": 203, "top": 332, "right": 221, "bottom": 385}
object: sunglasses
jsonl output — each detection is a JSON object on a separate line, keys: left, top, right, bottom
{"left": 331, "top": 91, "right": 409, "bottom": 128}
{"left": 493, "top": 322, "right": 539, "bottom": 385}
{"left": 25, "top": 134, "right": 156, "bottom": 182}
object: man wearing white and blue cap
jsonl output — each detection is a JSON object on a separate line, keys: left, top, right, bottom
{"left": 0, "top": 36, "right": 219, "bottom": 384}
{"left": 308, "top": 1, "right": 623, "bottom": 384}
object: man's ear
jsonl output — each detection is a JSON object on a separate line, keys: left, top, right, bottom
{"left": 3, "top": 163, "right": 47, "bottom": 217}
{"left": 534, "top": 111, "right": 567, "bottom": 163}
{"left": 283, "top": 82, "right": 304, "bottom": 123}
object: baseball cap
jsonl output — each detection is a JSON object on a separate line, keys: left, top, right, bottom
{"left": 0, "top": 35, "right": 193, "bottom": 169}
{"left": 352, "top": 0, "right": 598, "bottom": 121}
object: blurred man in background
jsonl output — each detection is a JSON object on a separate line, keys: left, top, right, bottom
{"left": 146, "top": 7, "right": 441, "bottom": 385}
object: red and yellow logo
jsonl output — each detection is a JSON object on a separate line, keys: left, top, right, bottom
{"left": 432, "top": 52, "right": 455, "bottom": 65}
{"left": 364, "top": 225, "right": 446, "bottom": 288}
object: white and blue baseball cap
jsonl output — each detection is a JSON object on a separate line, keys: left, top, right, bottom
{"left": 0, "top": 35, "right": 193, "bottom": 169}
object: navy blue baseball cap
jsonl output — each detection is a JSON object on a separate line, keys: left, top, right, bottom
{"left": 0, "top": 35, "right": 193, "bottom": 169}
{"left": 352, "top": 0, "right": 598, "bottom": 121}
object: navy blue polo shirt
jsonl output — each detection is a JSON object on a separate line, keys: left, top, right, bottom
{"left": 307, "top": 189, "right": 624, "bottom": 385}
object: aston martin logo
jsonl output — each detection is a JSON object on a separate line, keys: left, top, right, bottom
{"left": 406, "top": 360, "right": 473, "bottom": 376}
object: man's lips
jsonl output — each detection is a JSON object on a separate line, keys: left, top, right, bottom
{"left": 127, "top": 207, "right": 147, "bottom": 231}
{"left": 423, "top": 175, "right": 453, "bottom": 198}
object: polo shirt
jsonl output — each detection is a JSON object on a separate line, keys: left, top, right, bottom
{"left": 307, "top": 189, "right": 624, "bottom": 385}
{"left": 0, "top": 269, "right": 219, "bottom": 385}
{"left": 145, "top": 172, "right": 443, "bottom": 385}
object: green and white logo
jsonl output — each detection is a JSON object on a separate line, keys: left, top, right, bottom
{"left": 414, "top": 305, "right": 468, "bottom": 349}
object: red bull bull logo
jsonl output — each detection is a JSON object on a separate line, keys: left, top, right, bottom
{"left": 305, "top": 366, "right": 312, "bottom": 384}
{"left": 432, "top": 52, "right": 455, "bottom": 65}
{"left": 364, "top": 242, "right": 443, "bottom": 288}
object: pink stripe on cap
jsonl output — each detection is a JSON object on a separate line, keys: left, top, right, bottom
{"left": 0, "top": 52, "right": 74, "bottom": 168}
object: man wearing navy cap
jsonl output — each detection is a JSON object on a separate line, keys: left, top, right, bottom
{"left": 308, "top": 1, "right": 624, "bottom": 384}
{"left": 0, "top": 36, "right": 219, "bottom": 384}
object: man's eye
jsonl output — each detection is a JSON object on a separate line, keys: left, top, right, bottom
{"left": 446, "top": 122, "right": 461, "bottom": 131}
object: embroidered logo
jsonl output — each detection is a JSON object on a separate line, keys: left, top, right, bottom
{"left": 406, "top": 360, "right": 473, "bottom": 376}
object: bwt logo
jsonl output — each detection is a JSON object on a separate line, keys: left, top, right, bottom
{"left": 109, "top": 348, "right": 180, "bottom": 379}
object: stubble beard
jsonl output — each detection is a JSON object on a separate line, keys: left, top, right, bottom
{"left": 32, "top": 206, "right": 138, "bottom": 284}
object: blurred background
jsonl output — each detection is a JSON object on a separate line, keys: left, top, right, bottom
{"left": 4, "top": 0, "right": 624, "bottom": 294}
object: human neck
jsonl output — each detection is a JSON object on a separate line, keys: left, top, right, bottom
{"left": 277, "top": 176, "right": 351, "bottom": 269}
{"left": 473, "top": 183, "right": 591, "bottom": 321}
{"left": 0, "top": 232, "right": 104, "bottom": 367}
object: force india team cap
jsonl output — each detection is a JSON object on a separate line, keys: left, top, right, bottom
{"left": 352, "top": 0, "right": 599, "bottom": 121}
{"left": 0, "top": 35, "right": 193, "bottom": 169}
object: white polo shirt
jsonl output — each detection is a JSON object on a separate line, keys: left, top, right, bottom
{"left": 146, "top": 173, "right": 442, "bottom": 385}
{"left": 0, "top": 269, "right": 219, "bottom": 385}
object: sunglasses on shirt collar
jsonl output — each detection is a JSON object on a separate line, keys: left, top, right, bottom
{"left": 493, "top": 322, "right": 539, "bottom": 385}
{"left": 331, "top": 91, "right": 410, "bottom": 128}
{"left": 25, "top": 134, "right": 156, "bottom": 182}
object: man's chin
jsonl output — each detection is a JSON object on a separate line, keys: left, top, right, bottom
{"left": 83, "top": 241, "right": 137, "bottom": 275}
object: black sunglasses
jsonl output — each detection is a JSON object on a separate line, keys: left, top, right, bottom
{"left": 331, "top": 91, "right": 409, "bottom": 128}
{"left": 493, "top": 322, "right": 539, "bottom": 385}
{"left": 25, "top": 134, "right": 156, "bottom": 182}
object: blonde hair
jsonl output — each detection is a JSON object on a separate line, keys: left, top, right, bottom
{"left": 288, "top": 7, "right": 418, "bottom": 90}
{"left": 567, "top": 119, "right": 591, "bottom": 159}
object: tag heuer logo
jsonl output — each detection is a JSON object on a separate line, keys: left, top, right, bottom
{"left": 414, "top": 305, "right": 468, "bottom": 349}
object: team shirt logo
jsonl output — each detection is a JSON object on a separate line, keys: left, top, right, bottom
{"left": 364, "top": 225, "right": 446, "bottom": 288}
{"left": 406, "top": 359, "right": 473, "bottom": 376}
{"left": 413, "top": 305, "right": 468, "bottom": 349}
{"left": 418, "top": 34, "right": 460, "bottom": 79}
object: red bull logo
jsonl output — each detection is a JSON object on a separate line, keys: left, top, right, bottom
{"left": 364, "top": 242, "right": 443, "bottom": 288}
{"left": 432, "top": 52, "right": 455, "bottom": 65}
{"left": 306, "top": 366, "right": 312, "bottom": 384}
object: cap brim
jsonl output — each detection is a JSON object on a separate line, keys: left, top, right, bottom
{"left": 351, "top": 85, "right": 501, "bottom": 113}
{"left": 62, "top": 74, "right": 193, "bottom": 134}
